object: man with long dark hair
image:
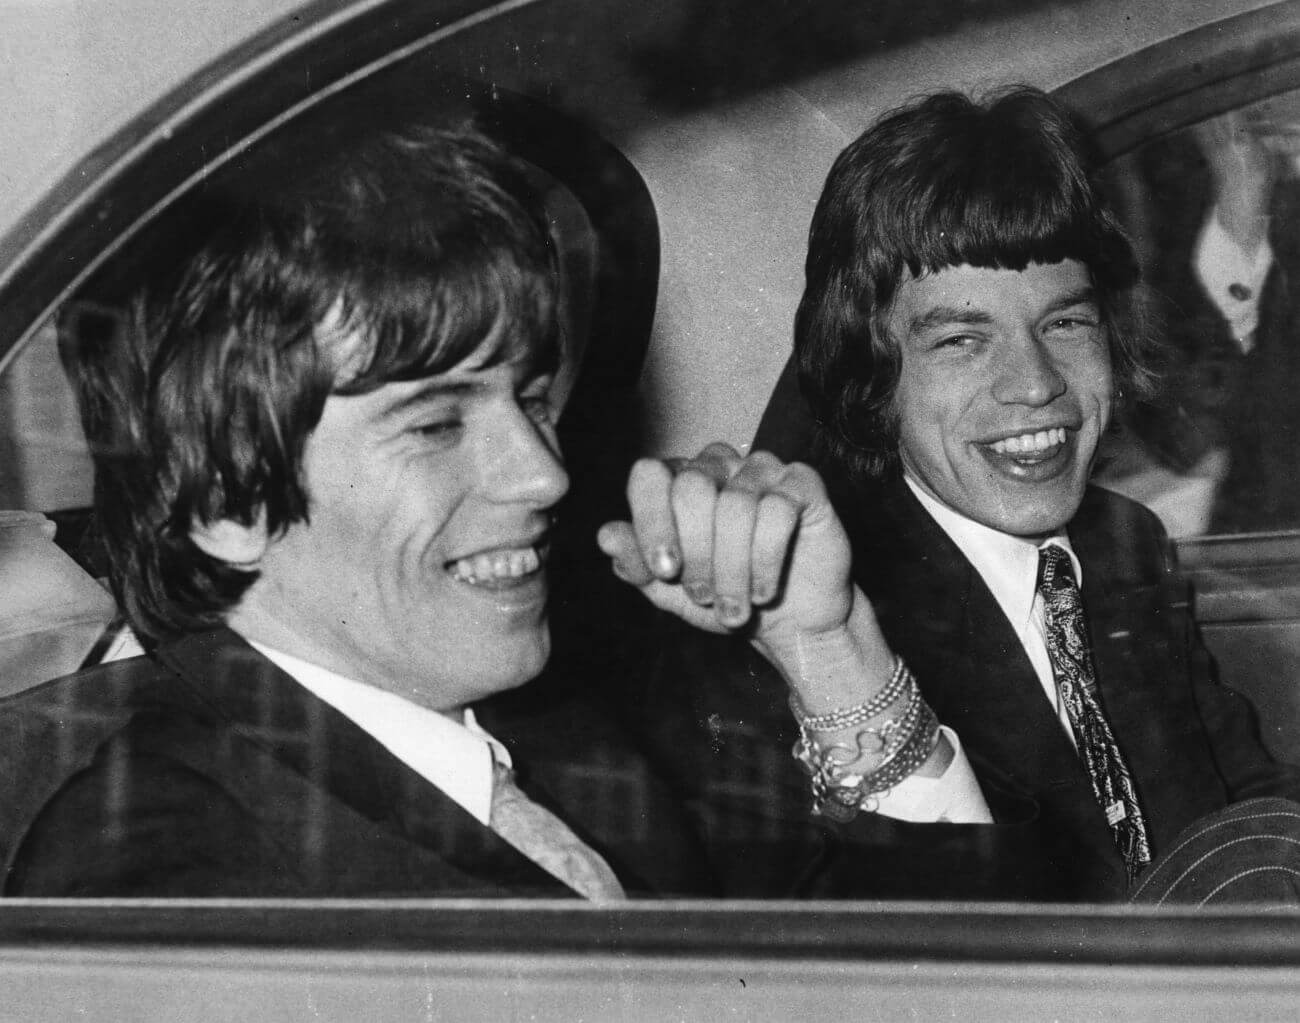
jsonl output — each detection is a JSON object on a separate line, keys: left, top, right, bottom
{"left": 623, "top": 88, "right": 1300, "bottom": 903}
{"left": 0, "top": 101, "right": 959, "bottom": 899}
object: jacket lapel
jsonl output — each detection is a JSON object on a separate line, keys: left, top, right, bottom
{"left": 1068, "top": 488, "right": 1231, "bottom": 854}
{"left": 847, "top": 477, "right": 1126, "bottom": 888}
{"left": 154, "top": 629, "right": 577, "bottom": 897}
{"left": 867, "top": 480, "right": 1085, "bottom": 790}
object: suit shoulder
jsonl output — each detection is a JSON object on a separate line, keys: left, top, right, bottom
{"left": 0, "top": 654, "right": 199, "bottom": 879}
{"left": 1077, "top": 485, "right": 1168, "bottom": 544}
{"left": 1072, "top": 486, "right": 1177, "bottom": 593}
{"left": 0, "top": 653, "right": 182, "bottom": 718}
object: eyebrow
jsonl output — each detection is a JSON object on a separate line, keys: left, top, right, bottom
{"left": 1044, "top": 287, "right": 1099, "bottom": 315}
{"left": 907, "top": 287, "right": 1098, "bottom": 334}
{"left": 372, "top": 364, "right": 556, "bottom": 420}
{"left": 908, "top": 306, "right": 995, "bottom": 333}
{"left": 374, "top": 379, "right": 483, "bottom": 419}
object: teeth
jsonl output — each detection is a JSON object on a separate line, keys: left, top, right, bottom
{"left": 990, "top": 427, "right": 1067, "bottom": 456}
{"left": 449, "top": 547, "right": 541, "bottom": 585}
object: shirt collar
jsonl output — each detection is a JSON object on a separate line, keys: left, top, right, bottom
{"left": 903, "top": 474, "right": 1083, "bottom": 634}
{"left": 246, "top": 640, "right": 506, "bottom": 825}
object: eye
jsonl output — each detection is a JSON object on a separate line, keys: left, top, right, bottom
{"left": 415, "top": 419, "right": 460, "bottom": 435}
{"left": 519, "top": 377, "right": 558, "bottom": 427}
{"left": 933, "top": 333, "right": 979, "bottom": 351}
{"left": 520, "top": 392, "right": 556, "bottom": 423}
{"left": 411, "top": 417, "right": 464, "bottom": 444}
{"left": 1045, "top": 310, "right": 1101, "bottom": 335}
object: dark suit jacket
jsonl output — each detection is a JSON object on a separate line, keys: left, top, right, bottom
{"left": 637, "top": 476, "right": 1300, "bottom": 902}
{"left": 0, "top": 629, "right": 714, "bottom": 898}
{"left": 846, "top": 476, "right": 1300, "bottom": 897}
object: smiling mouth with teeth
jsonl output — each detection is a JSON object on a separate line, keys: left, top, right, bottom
{"left": 988, "top": 426, "right": 1068, "bottom": 459}
{"left": 448, "top": 546, "right": 544, "bottom": 586}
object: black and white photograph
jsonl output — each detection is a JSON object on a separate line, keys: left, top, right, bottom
{"left": 3, "top": 0, "right": 1300, "bottom": 1018}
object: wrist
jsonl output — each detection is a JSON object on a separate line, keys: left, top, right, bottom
{"left": 790, "top": 658, "right": 944, "bottom": 821}
{"left": 752, "top": 593, "right": 895, "bottom": 714}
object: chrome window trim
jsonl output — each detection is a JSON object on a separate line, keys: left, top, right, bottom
{"left": 2, "top": 900, "right": 1299, "bottom": 966}
{"left": 0, "top": 0, "right": 541, "bottom": 374}
{"left": 1058, "top": 0, "right": 1300, "bottom": 159}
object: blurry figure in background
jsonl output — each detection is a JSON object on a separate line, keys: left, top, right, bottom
{"left": 1110, "top": 95, "right": 1300, "bottom": 534}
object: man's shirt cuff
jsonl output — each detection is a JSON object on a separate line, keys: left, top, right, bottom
{"left": 872, "top": 727, "right": 994, "bottom": 824}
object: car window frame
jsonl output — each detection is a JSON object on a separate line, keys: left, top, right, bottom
{"left": 1058, "top": 2, "right": 1300, "bottom": 567}
{"left": 4, "top": 0, "right": 1300, "bottom": 990}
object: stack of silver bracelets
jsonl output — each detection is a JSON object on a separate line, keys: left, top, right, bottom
{"left": 790, "top": 657, "right": 942, "bottom": 822}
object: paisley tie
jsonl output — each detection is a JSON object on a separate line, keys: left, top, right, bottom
{"left": 1038, "top": 544, "right": 1152, "bottom": 884}
{"left": 489, "top": 759, "right": 626, "bottom": 901}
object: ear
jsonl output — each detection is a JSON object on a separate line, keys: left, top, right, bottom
{"left": 190, "top": 511, "right": 270, "bottom": 569}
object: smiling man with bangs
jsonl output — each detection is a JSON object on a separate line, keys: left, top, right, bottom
{"left": 624, "top": 88, "right": 1300, "bottom": 905}
{"left": 0, "top": 117, "right": 613, "bottom": 898}
{"left": 0, "top": 106, "right": 742, "bottom": 899}
{"left": 785, "top": 88, "right": 1300, "bottom": 901}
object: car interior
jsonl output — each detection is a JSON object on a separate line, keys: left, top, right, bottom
{"left": 7, "top": 0, "right": 1300, "bottom": 764}
{"left": 4, "top": 0, "right": 1300, "bottom": 1015}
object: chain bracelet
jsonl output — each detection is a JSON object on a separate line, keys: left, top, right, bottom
{"left": 792, "top": 661, "right": 943, "bottom": 822}
{"left": 789, "top": 656, "right": 908, "bottom": 733}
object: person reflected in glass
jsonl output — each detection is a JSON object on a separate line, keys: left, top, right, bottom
{"left": 1122, "top": 100, "right": 1300, "bottom": 533}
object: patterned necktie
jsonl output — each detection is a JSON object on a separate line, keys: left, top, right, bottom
{"left": 1038, "top": 544, "right": 1152, "bottom": 884}
{"left": 489, "top": 759, "right": 626, "bottom": 902}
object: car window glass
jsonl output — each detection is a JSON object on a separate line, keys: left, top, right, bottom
{"left": 0, "top": 322, "right": 91, "bottom": 514}
{"left": 1093, "top": 86, "right": 1300, "bottom": 539}
{"left": 5, "top": 3, "right": 1300, "bottom": 966}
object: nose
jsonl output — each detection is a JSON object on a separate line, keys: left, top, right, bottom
{"left": 483, "top": 406, "right": 570, "bottom": 508}
{"left": 991, "top": 332, "right": 1067, "bottom": 407}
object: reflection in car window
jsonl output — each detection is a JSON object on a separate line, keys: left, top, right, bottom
{"left": 1095, "top": 87, "right": 1300, "bottom": 538}
{"left": 0, "top": 321, "right": 92, "bottom": 513}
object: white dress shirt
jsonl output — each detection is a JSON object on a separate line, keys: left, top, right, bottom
{"left": 780, "top": 467, "right": 1095, "bottom": 825}
{"left": 906, "top": 477, "right": 1083, "bottom": 746}
{"left": 249, "top": 641, "right": 504, "bottom": 825}
{"left": 846, "top": 474, "right": 1092, "bottom": 830}
{"left": 869, "top": 726, "right": 992, "bottom": 823}
{"left": 252, "top": 640, "right": 993, "bottom": 833}
{"left": 838, "top": 482, "right": 1007, "bottom": 825}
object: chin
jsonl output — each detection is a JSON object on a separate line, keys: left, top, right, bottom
{"left": 456, "top": 662, "right": 545, "bottom": 708}
{"left": 993, "top": 497, "right": 1082, "bottom": 538}
{"left": 491, "top": 636, "right": 552, "bottom": 694}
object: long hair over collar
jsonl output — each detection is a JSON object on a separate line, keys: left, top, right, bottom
{"left": 62, "top": 114, "right": 559, "bottom": 641}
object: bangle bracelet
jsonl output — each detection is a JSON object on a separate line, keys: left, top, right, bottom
{"left": 797, "top": 714, "right": 941, "bottom": 821}
{"left": 791, "top": 660, "right": 943, "bottom": 822}
{"left": 820, "top": 682, "right": 923, "bottom": 762}
{"left": 790, "top": 656, "right": 908, "bottom": 732}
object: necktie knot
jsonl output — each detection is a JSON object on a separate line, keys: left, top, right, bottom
{"left": 1037, "top": 543, "right": 1075, "bottom": 593}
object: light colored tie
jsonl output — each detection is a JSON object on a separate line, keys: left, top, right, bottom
{"left": 489, "top": 759, "right": 626, "bottom": 901}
